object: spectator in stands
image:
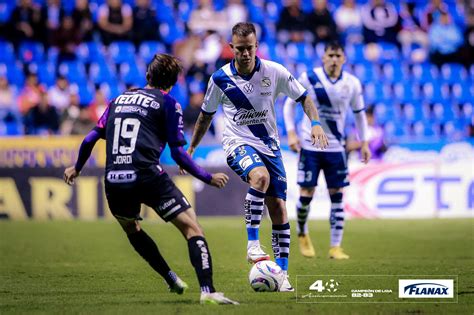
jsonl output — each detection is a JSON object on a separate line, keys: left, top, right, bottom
{"left": 460, "top": 9, "right": 474, "bottom": 67}
{"left": 8, "top": 0, "right": 43, "bottom": 47}
{"left": 17, "top": 73, "right": 41, "bottom": 116}
{"left": 60, "top": 92, "right": 80, "bottom": 134}
{"left": 428, "top": 11, "right": 463, "bottom": 67}
{"left": 225, "top": 0, "right": 248, "bottom": 32}
{"left": 306, "top": 0, "right": 338, "bottom": 45}
{"left": 397, "top": 1, "right": 429, "bottom": 61}
{"left": 0, "top": 76, "right": 15, "bottom": 113}
{"left": 88, "top": 88, "right": 108, "bottom": 122}
{"left": 361, "top": 0, "right": 400, "bottom": 45}
{"left": 187, "top": 0, "right": 227, "bottom": 35}
{"left": 334, "top": 0, "right": 363, "bottom": 44}
{"left": 40, "top": 0, "right": 65, "bottom": 46}
{"left": 182, "top": 80, "right": 215, "bottom": 136}
{"left": 24, "top": 88, "right": 59, "bottom": 135}
{"left": 276, "top": 0, "right": 307, "bottom": 43}
{"left": 72, "top": 0, "right": 94, "bottom": 42}
{"left": 132, "top": 0, "right": 159, "bottom": 48}
{"left": 51, "top": 15, "right": 81, "bottom": 64}
{"left": 61, "top": 93, "right": 95, "bottom": 135}
{"left": 98, "top": 0, "right": 133, "bottom": 46}
{"left": 421, "top": 0, "right": 449, "bottom": 31}
{"left": 48, "top": 75, "right": 72, "bottom": 114}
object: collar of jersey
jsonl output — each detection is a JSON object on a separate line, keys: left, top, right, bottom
{"left": 322, "top": 67, "right": 343, "bottom": 84}
{"left": 230, "top": 57, "right": 261, "bottom": 81}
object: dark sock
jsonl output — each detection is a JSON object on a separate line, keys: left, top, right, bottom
{"left": 127, "top": 229, "right": 174, "bottom": 286}
{"left": 187, "top": 236, "right": 215, "bottom": 293}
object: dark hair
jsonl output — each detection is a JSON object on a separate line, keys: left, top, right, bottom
{"left": 232, "top": 22, "right": 256, "bottom": 37}
{"left": 324, "top": 41, "right": 345, "bottom": 52}
{"left": 146, "top": 53, "right": 183, "bottom": 90}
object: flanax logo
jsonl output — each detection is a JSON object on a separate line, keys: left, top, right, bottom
{"left": 399, "top": 279, "right": 454, "bottom": 298}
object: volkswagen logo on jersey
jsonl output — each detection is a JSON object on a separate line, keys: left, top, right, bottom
{"left": 243, "top": 83, "right": 254, "bottom": 94}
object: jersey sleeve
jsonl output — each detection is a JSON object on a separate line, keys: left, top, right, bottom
{"left": 201, "top": 76, "right": 222, "bottom": 114}
{"left": 164, "top": 97, "right": 187, "bottom": 147}
{"left": 350, "top": 77, "right": 369, "bottom": 141}
{"left": 276, "top": 64, "right": 307, "bottom": 101}
{"left": 93, "top": 101, "right": 111, "bottom": 139}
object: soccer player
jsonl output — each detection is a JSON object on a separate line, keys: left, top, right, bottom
{"left": 283, "top": 41, "right": 371, "bottom": 259}
{"left": 185, "top": 22, "right": 328, "bottom": 292}
{"left": 63, "top": 54, "right": 238, "bottom": 305}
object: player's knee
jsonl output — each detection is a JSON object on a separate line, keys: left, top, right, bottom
{"left": 301, "top": 187, "right": 315, "bottom": 196}
{"left": 250, "top": 170, "right": 270, "bottom": 191}
{"left": 116, "top": 217, "right": 141, "bottom": 234}
{"left": 184, "top": 222, "right": 204, "bottom": 239}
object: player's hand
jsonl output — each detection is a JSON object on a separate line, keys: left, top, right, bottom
{"left": 311, "top": 125, "right": 329, "bottom": 149}
{"left": 210, "top": 173, "right": 229, "bottom": 188}
{"left": 64, "top": 166, "right": 79, "bottom": 185}
{"left": 287, "top": 130, "right": 301, "bottom": 153}
{"left": 179, "top": 147, "right": 196, "bottom": 175}
{"left": 360, "top": 142, "right": 372, "bottom": 164}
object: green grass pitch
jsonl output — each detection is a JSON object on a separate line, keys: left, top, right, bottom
{"left": 1, "top": 218, "right": 473, "bottom": 314}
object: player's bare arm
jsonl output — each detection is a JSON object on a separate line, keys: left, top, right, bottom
{"left": 188, "top": 112, "right": 214, "bottom": 156}
{"left": 301, "top": 96, "right": 329, "bottom": 149}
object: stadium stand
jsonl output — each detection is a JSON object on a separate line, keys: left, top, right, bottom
{"left": 0, "top": 0, "right": 471, "bottom": 143}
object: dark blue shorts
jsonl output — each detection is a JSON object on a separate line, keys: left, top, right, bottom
{"left": 226, "top": 145, "right": 287, "bottom": 200}
{"left": 297, "top": 149, "right": 349, "bottom": 188}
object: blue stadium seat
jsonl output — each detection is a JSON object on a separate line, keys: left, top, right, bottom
{"left": 393, "top": 81, "right": 421, "bottom": 103}
{"left": 456, "top": 102, "right": 472, "bottom": 121}
{"left": 383, "top": 120, "right": 408, "bottom": 138}
{"left": 159, "top": 20, "right": 185, "bottom": 45}
{"left": 264, "top": 0, "right": 283, "bottom": 22}
{"left": 345, "top": 43, "right": 366, "bottom": 64}
{"left": 75, "top": 82, "right": 95, "bottom": 105}
{"left": 411, "top": 120, "right": 437, "bottom": 137}
{"left": 138, "top": 41, "right": 166, "bottom": 63}
{"left": 108, "top": 41, "right": 136, "bottom": 64}
{"left": 0, "top": 2, "right": 13, "bottom": 24}
{"left": 258, "top": 41, "right": 285, "bottom": 64}
{"left": 176, "top": 0, "right": 193, "bottom": 22}
{"left": 364, "top": 82, "right": 391, "bottom": 104}
{"left": 430, "top": 102, "right": 454, "bottom": 123}
{"left": 422, "top": 80, "right": 449, "bottom": 103}
{"left": 373, "top": 101, "right": 397, "bottom": 124}
{"left": 119, "top": 61, "right": 146, "bottom": 87}
{"left": 32, "top": 62, "right": 56, "bottom": 86}
{"left": 77, "top": 41, "right": 105, "bottom": 64}
{"left": 100, "top": 81, "right": 123, "bottom": 100}
{"left": 58, "top": 61, "right": 88, "bottom": 85}
{"left": 169, "top": 80, "right": 188, "bottom": 108}
{"left": 442, "top": 120, "right": 467, "bottom": 138}
{"left": 378, "top": 42, "right": 400, "bottom": 63}
{"left": 0, "top": 41, "right": 15, "bottom": 63}
{"left": 353, "top": 62, "right": 379, "bottom": 84}
{"left": 89, "top": 61, "right": 115, "bottom": 85}
{"left": 411, "top": 63, "right": 439, "bottom": 83}
{"left": 0, "top": 62, "right": 24, "bottom": 88}
{"left": 451, "top": 82, "right": 472, "bottom": 103}
{"left": 18, "top": 41, "right": 45, "bottom": 63}
{"left": 441, "top": 63, "right": 467, "bottom": 84}
{"left": 401, "top": 102, "right": 425, "bottom": 123}
{"left": 381, "top": 60, "right": 406, "bottom": 83}
{"left": 285, "top": 42, "right": 314, "bottom": 64}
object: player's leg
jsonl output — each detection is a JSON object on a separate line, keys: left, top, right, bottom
{"left": 324, "top": 152, "right": 350, "bottom": 259}
{"left": 227, "top": 145, "right": 270, "bottom": 263}
{"left": 296, "top": 149, "right": 321, "bottom": 257}
{"left": 114, "top": 215, "right": 185, "bottom": 292}
{"left": 147, "top": 174, "right": 237, "bottom": 304}
{"left": 170, "top": 208, "right": 238, "bottom": 305}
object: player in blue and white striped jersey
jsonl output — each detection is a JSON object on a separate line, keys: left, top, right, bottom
{"left": 186, "top": 22, "right": 328, "bottom": 292}
{"left": 283, "top": 42, "right": 371, "bottom": 260}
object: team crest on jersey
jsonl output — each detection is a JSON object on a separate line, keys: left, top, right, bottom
{"left": 261, "top": 77, "right": 271, "bottom": 87}
{"left": 175, "top": 103, "right": 183, "bottom": 114}
{"left": 243, "top": 83, "right": 254, "bottom": 94}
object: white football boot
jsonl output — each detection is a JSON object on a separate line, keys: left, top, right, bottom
{"left": 279, "top": 273, "right": 295, "bottom": 292}
{"left": 200, "top": 292, "right": 240, "bottom": 305}
{"left": 246, "top": 244, "right": 271, "bottom": 264}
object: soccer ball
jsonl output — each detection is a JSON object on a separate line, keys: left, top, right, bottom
{"left": 248, "top": 260, "right": 284, "bottom": 292}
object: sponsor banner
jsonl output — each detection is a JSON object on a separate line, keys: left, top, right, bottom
{"left": 0, "top": 167, "right": 248, "bottom": 220}
{"left": 296, "top": 275, "right": 457, "bottom": 303}
{"left": 399, "top": 279, "right": 454, "bottom": 298}
{"left": 0, "top": 136, "right": 106, "bottom": 168}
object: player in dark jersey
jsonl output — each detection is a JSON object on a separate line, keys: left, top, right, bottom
{"left": 63, "top": 54, "right": 238, "bottom": 305}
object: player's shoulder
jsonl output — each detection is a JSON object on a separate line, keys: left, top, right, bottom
{"left": 211, "top": 63, "right": 232, "bottom": 82}
{"left": 260, "top": 58, "right": 288, "bottom": 73}
{"left": 342, "top": 70, "right": 362, "bottom": 85}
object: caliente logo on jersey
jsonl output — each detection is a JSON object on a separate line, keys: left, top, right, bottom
{"left": 233, "top": 108, "right": 269, "bottom": 126}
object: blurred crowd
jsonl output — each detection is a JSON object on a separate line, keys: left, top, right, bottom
{"left": 0, "top": 0, "right": 472, "bottom": 150}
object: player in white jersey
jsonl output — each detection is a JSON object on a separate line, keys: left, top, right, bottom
{"left": 186, "top": 22, "right": 328, "bottom": 292}
{"left": 283, "top": 42, "right": 371, "bottom": 260}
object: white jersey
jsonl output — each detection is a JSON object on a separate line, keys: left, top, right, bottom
{"left": 283, "top": 67, "right": 368, "bottom": 152}
{"left": 202, "top": 57, "right": 307, "bottom": 156}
